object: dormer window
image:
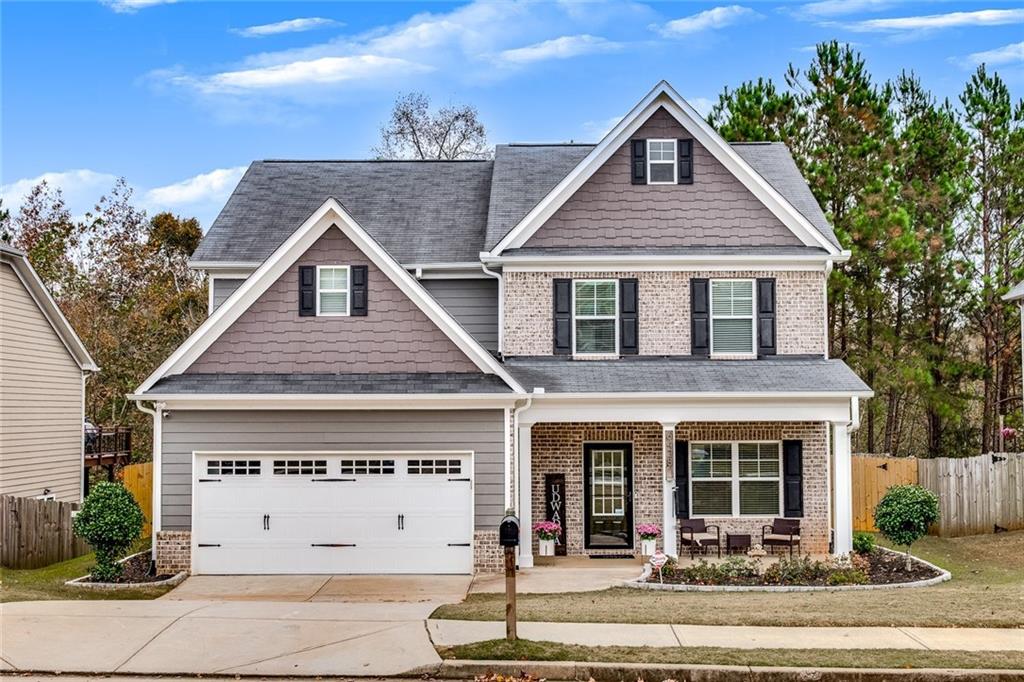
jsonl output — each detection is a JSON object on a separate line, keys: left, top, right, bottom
{"left": 316, "top": 265, "right": 350, "bottom": 316}
{"left": 647, "top": 139, "right": 677, "bottom": 184}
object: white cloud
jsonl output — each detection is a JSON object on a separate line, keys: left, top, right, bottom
{"left": 102, "top": 0, "right": 176, "bottom": 13}
{"left": 581, "top": 115, "right": 624, "bottom": 139}
{"left": 190, "top": 55, "right": 432, "bottom": 93}
{"left": 843, "top": 8, "right": 1024, "bottom": 33}
{"left": 795, "top": 0, "right": 893, "bottom": 18}
{"left": 656, "top": 5, "right": 760, "bottom": 37}
{"left": 232, "top": 17, "right": 342, "bottom": 38}
{"left": 496, "top": 35, "right": 621, "bottom": 65}
{"left": 2, "top": 166, "right": 247, "bottom": 229}
{"left": 963, "top": 41, "right": 1024, "bottom": 66}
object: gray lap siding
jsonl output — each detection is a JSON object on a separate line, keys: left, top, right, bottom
{"left": 160, "top": 409, "right": 506, "bottom": 531}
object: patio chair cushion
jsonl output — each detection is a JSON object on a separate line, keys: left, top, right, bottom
{"left": 681, "top": 531, "right": 719, "bottom": 544}
{"left": 763, "top": 533, "right": 800, "bottom": 543}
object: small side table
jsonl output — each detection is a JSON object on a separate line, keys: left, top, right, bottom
{"left": 726, "top": 533, "right": 751, "bottom": 555}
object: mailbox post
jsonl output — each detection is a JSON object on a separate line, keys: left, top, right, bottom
{"left": 499, "top": 513, "right": 520, "bottom": 641}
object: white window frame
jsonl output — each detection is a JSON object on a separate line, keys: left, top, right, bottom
{"left": 572, "top": 278, "right": 618, "bottom": 356}
{"left": 709, "top": 278, "right": 756, "bottom": 356}
{"left": 316, "top": 265, "right": 350, "bottom": 317}
{"left": 689, "top": 441, "right": 783, "bottom": 517}
{"left": 646, "top": 138, "right": 677, "bottom": 185}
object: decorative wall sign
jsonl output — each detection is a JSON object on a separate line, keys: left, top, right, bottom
{"left": 544, "top": 473, "right": 567, "bottom": 555}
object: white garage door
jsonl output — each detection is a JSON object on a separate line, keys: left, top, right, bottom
{"left": 192, "top": 453, "right": 473, "bottom": 575}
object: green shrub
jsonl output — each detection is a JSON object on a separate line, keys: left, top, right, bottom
{"left": 673, "top": 556, "right": 762, "bottom": 585}
{"left": 72, "top": 482, "right": 145, "bottom": 581}
{"left": 852, "top": 531, "right": 876, "bottom": 554}
{"left": 763, "top": 555, "right": 830, "bottom": 584}
{"left": 874, "top": 484, "right": 940, "bottom": 571}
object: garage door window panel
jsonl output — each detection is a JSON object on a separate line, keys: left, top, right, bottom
{"left": 408, "top": 459, "right": 462, "bottom": 475}
{"left": 340, "top": 459, "right": 396, "bottom": 475}
{"left": 207, "top": 460, "right": 261, "bottom": 475}
{"left": 273, "top": 459, "right": 327, "bottom": 475}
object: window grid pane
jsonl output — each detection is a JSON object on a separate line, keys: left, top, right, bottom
{"left": 691, "top": 442, "right": 781, "bottom": 517}
{"left": 574, "top": 280, "right": 616, "bottom": 354}
{"left": 591, "top": 449, "right": 625, "bottom": 517}
{"left": 318, "top": 266, "right": 349, "bottom": 315}
{"left": 711, "top": 280, "right": 754, "bottom": 353}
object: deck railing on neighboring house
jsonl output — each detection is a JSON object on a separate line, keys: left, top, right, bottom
{"left": 84, "top": 426, "right": 131, "bottom": 466}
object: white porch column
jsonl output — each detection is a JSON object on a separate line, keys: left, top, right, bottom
{"left": 832, "top": 422, "right": 853, "bottom": 555}
{"left": 661, "top": 422, "right": 678, "bottom": 557}
{"left": 517, "top": 424, "right": 534, "bottom": 568}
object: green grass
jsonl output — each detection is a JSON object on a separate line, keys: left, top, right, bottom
{"left": 439, "top": 639, "right": 1024, "bottom": 670}
{"left": 0, "top": 539, "right": 173, "bottom": 602}
{"left": 433, "top": 531, "right": 1024, "bottom": 628}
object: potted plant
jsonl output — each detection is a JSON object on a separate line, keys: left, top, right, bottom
{"left": 532, "top": 521, "right": 561, "bottom": 556}
{"left": 637, "top": 523, "right": 661, "bottom": 556}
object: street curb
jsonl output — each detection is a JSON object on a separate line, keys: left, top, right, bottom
{"left": 431, "top": 659, "right": 1024, "bottom": 681}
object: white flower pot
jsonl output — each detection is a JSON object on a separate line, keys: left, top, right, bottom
{"left": 641, "top": 538, "right": 657, "bottom": 556}
{"left": 539, "top": 538, "right": 555, "bottom": 556}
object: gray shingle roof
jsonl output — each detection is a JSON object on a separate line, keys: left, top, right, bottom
{"left": 192, "top": 142, "right": 838, "bottom": 266}
{"left": 1003, "top": 280, "right": 1024, "bottom": 302}
{"left": 503, "top": 357, "right": 871, "bottom": 395}
{"left": 191, "top": 160, "right": 494, "bottom": 265}
{"left": 145, "top": 372, "right": 513, "bottom": 395}
{"left": 501, "top": 246, "right": 830, "bottom": 257}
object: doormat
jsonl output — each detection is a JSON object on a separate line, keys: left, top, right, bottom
{"left": 590, "top": 554, "right": 634, "bottom": 559}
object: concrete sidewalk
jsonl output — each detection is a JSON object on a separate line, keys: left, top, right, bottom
{"left": 429, "top": 619, "right": 1024, "bottom": 652}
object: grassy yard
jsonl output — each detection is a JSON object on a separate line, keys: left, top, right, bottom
{"left": 439, "top": 640, "right": 1024, "bottom": 670}
{"left": 433, "top": 531, "right": 1024, "bottom": 627}
{"left": 0, "top": 541, "right": 173, "bottom": 603}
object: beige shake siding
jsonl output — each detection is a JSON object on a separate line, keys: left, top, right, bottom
{"left": 0, "top": 262, "right": 84, "bottom": 501}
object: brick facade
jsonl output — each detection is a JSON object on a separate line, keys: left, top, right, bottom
{"left": 474, "top": 530, "right": 504, "bottom": 573}
{"left": 527, "top": 421, "right": 830, "bottom": 558}
{"left": 155, "top": 530, "right": 191, "bottom": 575}
{"left": 504, "top": 269, "right": 826, "bottom": 357}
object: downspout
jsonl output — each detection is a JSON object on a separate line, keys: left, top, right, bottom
{"left": 511, "top": 392, "right": 534, "bottom": 515}
{"left": 481, "top": 263, "right": 504, "bottom": 356}
{"left": 849, "top": 396, "right": 861, "bottom": 433}
{"left": 135, "top": 400, "right": 164, "bottom": 554}
{"left": 823, "top": 260, "right": 833, "bottom": 360}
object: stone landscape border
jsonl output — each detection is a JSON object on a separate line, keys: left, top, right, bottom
{"left": 622, "top": 547, "right": 951, "bottom": 592}
{"left": 64, "top": 550, "right": 187, "bottom": 590}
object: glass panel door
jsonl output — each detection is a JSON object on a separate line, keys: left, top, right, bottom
{"left": 584, "top": 444, "right": 633, "bottom": 549}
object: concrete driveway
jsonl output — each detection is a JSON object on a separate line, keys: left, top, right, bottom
{"left": 165, "top": 574, "right": 472, "bottom": 602}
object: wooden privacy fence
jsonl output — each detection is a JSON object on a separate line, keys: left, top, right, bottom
{"left": 120, "top": 461, "right": 153, "bottom": 537}
{"left": 852, "top": 456, "right": 918, "bottom": 532}
{"left": 852, "top": 453, "right": 1024, "bottom": 537}
{"left": 0, "top": 495, "right": 90, "bottom": 569}
{"left": 919, "top": 453, "right": 1024, "bottom": 537}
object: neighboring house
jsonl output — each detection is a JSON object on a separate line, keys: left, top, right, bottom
{"left": 1, "top": 243, "right": 98, "bottom": 501}
{"left": 1006, "top": 281, "right": 1024, "bottom": 417}
{"left": 133, "top": 82, "right": 872, "bottom": 576}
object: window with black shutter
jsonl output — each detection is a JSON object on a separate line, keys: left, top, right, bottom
{"left": 351, "top": 265, "right": 368, "bottom": 316}
{"left": 553, "top": 279, "right": 572, "bottom": 355}
{"left": 678, "top": 139, "right": 693, "bottom": 184}
{"left": 299, "top": 266, "right": 316, "bottom": 316}
{"left": 783, "top": 440, "right": 804, "bottom": 517}
{"left": 619, "top": 278, "right": 638, "bottom": 355}
{"left": 757, "top": 278, "right": 776, "bottom": 356}
{"left": 630, "top": 139, "right": 646, "bottom": 185}
{"left": 690, "top": 278, "right": 709, "bottom": 356}
{"left": 674, "top": 441, "right": 689, "bottom": 519}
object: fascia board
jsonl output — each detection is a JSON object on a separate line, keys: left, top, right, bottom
{"left": 129, "top": 393, "right": 520, "bottom": 410}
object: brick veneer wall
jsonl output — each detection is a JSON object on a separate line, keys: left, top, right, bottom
{"left": 530, "top": 422, "right": 665, "bottom": 556}
{"left": 503, "top": 269, "right": 826, "bottom": 357}
{"left": 527, "top": 421, "right": 830, "bottom": 558}
{"left": 474, "top": 530, "right": 503, "bottom": 573}
{"left": 675, "top": 421, "right": 829, "bottom": 555}
{"left": 156, "top": 530, "right": 191, "bottom": 574}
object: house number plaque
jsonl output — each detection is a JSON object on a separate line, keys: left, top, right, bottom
{"left": 544, "top": 473, "right": 567, "bottom": 555}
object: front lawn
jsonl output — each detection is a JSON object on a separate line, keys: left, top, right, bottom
{"left": 433, "top": 531, "right": 1024, "bottom": 627}
{"left": 439, "top": 640, "right": 1024, "bottom": 670}
{"left": 0, "top": 540, "right": 173, "bottom": 602}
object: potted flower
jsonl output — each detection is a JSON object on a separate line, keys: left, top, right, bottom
{"left": 533, "top": 521, "right": 561, "bottom": 556}
{"left": 636, "top": 523, "right": 661, "bottom": 556}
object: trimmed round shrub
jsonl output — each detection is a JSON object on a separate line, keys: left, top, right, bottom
{"left": 852, "top": 531, "right": 876, "bottom": 555}
{"left": 73, "top": 482, "right": 145, "bottom": 582}
{"left": 874, "top": 484, "right": 939, "bottom": 571}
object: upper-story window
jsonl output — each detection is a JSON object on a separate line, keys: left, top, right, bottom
{"left": 647, "top": 139, "right": 677, "bottom": 184}
{"left": 710, "top": 279, "right": 755, "bottom": 355}
{"left": 317, "top": 265, "right": 350, "bottom": 316}
{"left": 574, "top": 279, "right": 617, "bottom": 354}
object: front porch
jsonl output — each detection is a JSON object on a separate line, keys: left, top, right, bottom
{"left": 515, "top": 416, "right": 853, "bottom": 568}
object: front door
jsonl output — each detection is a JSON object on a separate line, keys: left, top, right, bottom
{"left": 583, "top": 443, "right": 633, "bottom": 550}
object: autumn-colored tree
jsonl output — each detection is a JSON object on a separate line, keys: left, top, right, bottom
{"left": 374, "top": 92, "right": 491, "bottom": 160}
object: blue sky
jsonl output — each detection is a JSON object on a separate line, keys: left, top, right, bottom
{"left": 3, "top": 1, "right": 1023, "bottom": 228}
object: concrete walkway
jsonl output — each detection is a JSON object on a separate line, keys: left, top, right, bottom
{"left": 430, "top": 619, "right": 1024, "bottom": 652}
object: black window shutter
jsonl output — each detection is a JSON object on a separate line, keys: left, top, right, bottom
{"left": 553, "top": 278, "right": 572, "bottom": 355}
{"left": 299, "top": 266, "right": 316, "bottom": 316}
{"left": 690, "top": 278, "right": 709, "bottom": 356}
{"left": 757, "top": 278, "right": 776, "bottom": 356}
{"left": 631, "top": 139, "right": 646, "bottom": 185}
{"left": 619, "top": 278, "right": 638, "bottom": 355}
{"left": 351, "top": 265, "right": 368, "bottom": 316}
{"left": 783, "top": 440, "right": 803, "bottom": 517}
{"left": 678, "top": 139, "right": 693, "bottom": 184}
{"left": 674, "top": 441, "right": 689, "bottom": 519}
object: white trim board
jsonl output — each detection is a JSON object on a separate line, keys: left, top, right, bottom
{"left": 487, "top": 81, "right": 842, "bottom": 257}
{"left": 135, "top": 198, "right": 525, "bottom": 395}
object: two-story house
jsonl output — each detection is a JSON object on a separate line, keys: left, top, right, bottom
{"left": 132, "top": 82, "right": 871, "bottom": 575}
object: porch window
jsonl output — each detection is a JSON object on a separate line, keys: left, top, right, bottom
{"left": 691, "top": 442, "right": 781, "bottom": 516}
{"left": 710, "top": 279, "right": 755, "bottom": 355}
{"left": 574, "top": 280, "right": 617, "bottom": 354}
{"left": 317, "top": 265, "right": 350, "bottom": 316}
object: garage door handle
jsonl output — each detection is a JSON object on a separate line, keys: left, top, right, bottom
{"left": 311, "top": 543, "right": 356, "bottom": 547}
{"left": 447, "top": 543, "right": 471, "bottom": 547}
{"left": 311, "top": 478, "right": 356, "bottom": 482}
{"left": 448, "top": 477, "right": 471, "bottom": 482}
{"left": 199, "top": 478, "right": 221, "bottom": 483}
{"left": 198, "top": 543, "right": 221, "bottom": 547}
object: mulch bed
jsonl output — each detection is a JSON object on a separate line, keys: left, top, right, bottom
{"left": 864, "top": 549, "right": 942, "bottom": 584}
{"left": 83, "top": 550, "right": 174, "bottom": 584}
